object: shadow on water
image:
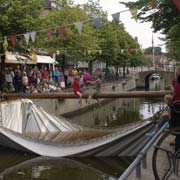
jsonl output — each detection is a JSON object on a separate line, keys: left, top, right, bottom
{"left": 0, "top": 147, "right": 133, "bottom": 180}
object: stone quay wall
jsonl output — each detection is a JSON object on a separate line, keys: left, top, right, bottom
{"left": 33, "top": 76, "right": 136, "bottom": 116}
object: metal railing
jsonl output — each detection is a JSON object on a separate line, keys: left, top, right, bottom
{"left": 118, "top": 122, "right": 168, "bottom": 180}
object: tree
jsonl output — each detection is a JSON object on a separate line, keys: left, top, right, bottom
{"left": 121, "top": 0, "right": 180, "bottom": 61}
{"left": 0, "top": 0, "right": 44, "bottom": 91}
{"left": 0, "top": 0, "right": 44, "bottom": 39}
{"left": 144, "top": 46, "right": 162, "bottom": 55}
{"left": 38, "top": 2, "right": 100, "bottom": 72}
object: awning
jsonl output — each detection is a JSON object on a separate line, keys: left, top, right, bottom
{"left": 36, "top": 55, "right": 55, "bottom": 64}
{"left": 5, "top": 53, "right": 55, "bottom": 65}
{"left": 6, "top": 52, "right": 36, "bottom": 64}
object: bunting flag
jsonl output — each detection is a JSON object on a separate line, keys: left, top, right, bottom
{"left": 24, "top": 33, "right": 30, "bottom": 45}
{"left": 30, "top": 31, "right": 36, "bottom": 43}
{"left": 129, "top": 5, "right": 138, "bottom": 21}
{"left": 47, "top": 29, "right": 53, "bottom": 39}
{"left": 30, "top": 48, "right": 37, "bottom": 62}
{"left": 120, "top": 48, "right": 142, "bottom": 54}
{"left": 112, "top": 12, "right": 120, "bottom": 23}
{"left": 10, "top": 35, "right": 16, "bottom": 47}
{"left": 58, "top": 26, "right": 65, "bottom": 38}
{"left": 92, "top": 16, "right": 101, "bottom": 29}
{"left": 2, "top": 17, "right": 105, "bottom": 49}
{"left": 173, "top": 0, "right": 180, "bottom": 11}
{"left": 172, "top": 48, "right": 176, "bottom": 52}
{"left": 3, "top": 37, "right": 8, "bottom": 62}
{"left": 3, "top": 36, "right": 8, "bottom": 51}
{"left": 87, "top": 50, "right": 91, "bottom": 55}
{"left": 128, "top": 48, "right": 132, "bottom": 53}
{"left": 74, "top": 21, "right": 83, "bottom": 35}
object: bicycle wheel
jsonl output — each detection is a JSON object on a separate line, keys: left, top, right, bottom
{"left": 152, "top": 127, "right": 180, "bottom": 180}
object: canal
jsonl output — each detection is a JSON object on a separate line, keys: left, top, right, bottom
{"left": 0, "top": 79, "right": 166, "bottom": 180}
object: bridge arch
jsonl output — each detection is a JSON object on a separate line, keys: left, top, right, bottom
{"left": 136, "top": 71, "right": 174, "bottom": 90}
{"left": 145, "top": 73, "right": 161, "bottom": 90}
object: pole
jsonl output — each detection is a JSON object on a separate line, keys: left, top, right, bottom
{"left": 152, "top": 33, "right": 155, "bottom": 69}
{"left": 0, "top": 90, "right": 172, "bottom": 100}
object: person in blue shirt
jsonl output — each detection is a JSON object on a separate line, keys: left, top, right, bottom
{"left": 53, "top": 67, "right": 61, "bottom": 84}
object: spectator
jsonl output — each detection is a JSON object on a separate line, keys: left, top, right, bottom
{"left": 169, "top": 66, "right": 180, "bottom": 151}
{"left": 22, "top": 72, "right": 29, "bottom": 92}
{"left": 64, "top": 69, "right": 69, "bottom": 87}
{"left": 32, "top": 66, "right": 41, "bottom": 87}
{"left": 60, "top": 74, "right": 65, "bottom": 90}
{"left": 41, "top": 66, "right": 49, "bottom": 82}
{"left": 71, "top": 68, "right": 78, "bottom": 77}
{"left": 14, "top": 68, "right": 22, "bottom": 92}
{"left": 53, "top": 67, "right": 61, "bottom": 84}
{"left": 5, "top": 68, "right": 14, "bottom": 92}
{"left": 83, "top": 69, "right": 91, "bottom": 86}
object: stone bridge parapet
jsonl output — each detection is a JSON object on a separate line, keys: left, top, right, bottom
{"left": 135, "top": 70, "right": 174, "bottom": 89}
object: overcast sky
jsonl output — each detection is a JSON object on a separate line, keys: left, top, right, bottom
{"left": 73, "top": 0, "right": 165, "bottom": 51}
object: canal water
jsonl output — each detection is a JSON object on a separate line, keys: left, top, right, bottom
{"left": 0, "top": 79, "right": 166, "bottom": 180}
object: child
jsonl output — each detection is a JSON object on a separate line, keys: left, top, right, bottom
{"left": 72, "top": 76, "right": 82, "bottom": 107}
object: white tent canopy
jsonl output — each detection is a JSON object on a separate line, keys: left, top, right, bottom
{"left": 36, "top": 55, "right": 55, "bottom": 64}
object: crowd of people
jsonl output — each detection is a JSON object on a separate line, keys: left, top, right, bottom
{"left": 3, "top": 65, "right": 92, "bottom": 93}
{"left": 3, "top": 64, "right": 102, "bottom": 107}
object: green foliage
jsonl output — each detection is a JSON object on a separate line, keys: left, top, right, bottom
{"left": 0, "top": 0, "right": 146, "bottom": 67}
{"left": 144, "top": 46, "right": 162, "bottom": 55}
{"left": 122, "top": 0, "right": 180, "bottom": 61}
{"left": 0, "top": 0, "right": 44, "bottom": 37}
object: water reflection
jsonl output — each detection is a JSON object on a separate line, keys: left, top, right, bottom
{"left": 149, "top": 78, "right": 164, "bottom": 91}
{"left": 0, "top": 148, "right": 133, "bottom": 180}
{"left": 65, "top": 97, "right": 165, "bottom": 128}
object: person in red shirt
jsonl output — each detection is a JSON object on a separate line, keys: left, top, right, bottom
{"left": 72, "top": 76, "right": 82, "bottom": 107}
{"left": 172, "top": 67, "right": 180, "bottom": 102}
{"left": 170, "top": 66, "right": 180, "bottom": 151}
{"left": 41, "top": 67, "right": 49, "bottom": 82}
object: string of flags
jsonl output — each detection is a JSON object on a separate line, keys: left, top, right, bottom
{"left": 120, "top": 48, "right": 142, "bottom": 53}
{"left": 53, "top": 48, "right": 143, "bottom": 55}
{"left": 2, "top": 16, "right": 101, "bottom": 48}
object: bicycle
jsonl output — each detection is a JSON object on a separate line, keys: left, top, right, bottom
{"left": 152, "top": 101, "right": 180, "bottom": 180}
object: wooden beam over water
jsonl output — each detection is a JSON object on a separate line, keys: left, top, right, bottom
{"left": 0, "top": 91, "right": 172, "bottom": 100}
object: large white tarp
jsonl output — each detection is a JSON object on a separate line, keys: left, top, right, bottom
{"left": 0, "top": 99, "right": 82, "bottom": 134}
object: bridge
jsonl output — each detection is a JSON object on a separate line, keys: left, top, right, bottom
{"left": 134, "top": 70, "right": 174, "bottom": 89}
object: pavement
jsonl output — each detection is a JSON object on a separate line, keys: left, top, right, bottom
{"left": 127, "top": 133, "right": 179, "bottom": 180}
